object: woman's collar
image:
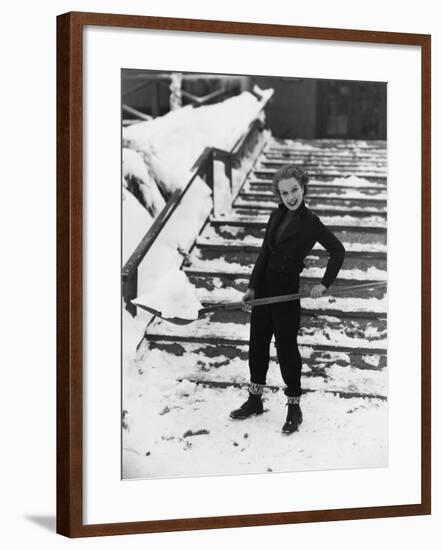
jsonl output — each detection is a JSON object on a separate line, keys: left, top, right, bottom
{"left": 278, "top": 200, "right": 307, "bottom": 214}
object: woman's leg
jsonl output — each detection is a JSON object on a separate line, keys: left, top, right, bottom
{"left": 248, "top": 303, "right": 273, "bottom": 388}
{"left": 229, "top": 300, "right": 271, "bottom": 419}
{"left": 272, "top": 296, "right": 302, "bottom": 397}
{"left": 272, "top": 298, "right": 303, "bottom": 433}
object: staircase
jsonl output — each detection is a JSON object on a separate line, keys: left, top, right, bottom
{"left": 141, "top": 137, "right": 387, "bottom": 402}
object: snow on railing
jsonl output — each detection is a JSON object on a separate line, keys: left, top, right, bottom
{"left": 122, "top": 89, "right": 274, "bottom": 316}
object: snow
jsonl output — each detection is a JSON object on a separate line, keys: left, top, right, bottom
{"left": 133, "top": 270, "right": 202, "bottom": 320}
{"left": 198, "top": 232, "right": 386, "bottom": 253}
{"left": 147, "top": 318, "right": 387, "bottom": 351}
{"left": 249, "top": 176, "right": 387, "bottom": 189}
{"left": 363, "top": 355, "right": 381, "bottom": 367}
{"left": 194, "top": 288, "right": 386, "bottom": 315}
{"left": 122, "top": 148, "right": 165, "bottom": 216}
{"left": 122, "top": 188, "right": 153, "bottom": 264}
{"left": 302, "top": 295, "right": 386, "bottom": 313}
{"left": 123, "top": 91, "right": 272, "bottom": 197}
{"left": 123, "top": 90, "right": 273, "bottom": 321}
{"left": 211, "top": 214, "right": 386, "bottom": 228}
{"left": 122, "top": 345, "right": 387, "bottom": 479}
{"left": 235, "top": 198, "right": 386, "bottom": 212}
{"left": 185, "top": 253, "right": 387, "bottom": 281}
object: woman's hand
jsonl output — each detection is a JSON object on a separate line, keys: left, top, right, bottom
{"left": 242, "top": 288, "right": 255, "bottom": 311}
{"left": 310, "top": 283, "right": 327, "bottom": 299}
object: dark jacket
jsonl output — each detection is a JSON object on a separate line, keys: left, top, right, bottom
{"left": 249, "top": 201, "right": 345, "bottom": 290}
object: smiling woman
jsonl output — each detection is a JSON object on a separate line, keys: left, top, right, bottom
{"left": 231, "top": 164, "right": 346, "bottom": 433}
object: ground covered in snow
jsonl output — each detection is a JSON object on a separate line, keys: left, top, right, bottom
{"left": 123, "top": 345, "right": 387, "bottom": 479}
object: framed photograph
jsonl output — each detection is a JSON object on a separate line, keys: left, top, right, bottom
{"left": 57, "top": 11, "right": 431, "bottom": 537}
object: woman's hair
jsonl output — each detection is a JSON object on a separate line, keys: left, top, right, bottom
{"left": 271, "top": 165, "right": 309, "bottom": 199}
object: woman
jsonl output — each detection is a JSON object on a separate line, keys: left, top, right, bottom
{"left": 229, "top": 165, "right": 345, "bottom": 434}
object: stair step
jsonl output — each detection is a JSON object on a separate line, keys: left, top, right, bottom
{"left": 184, "top": 255, "right": 386, "bottom": 281}
{"left": 149, "top": 340, "right": 386, "bottom": 371}
{"left": 208, "top": 219, "right": 386, "bottom": 244}
{"left": 146, "top": 315, "right": 386, "bottom": 353}
{"left": 179, "top": 378, "right": 386, "bottom": 401}
{"left": 196, "top": 236, "right": 386, "bottom": 258}
{"left": 267, "top": 139, "right": 386, "bottom": 151}
{"left": 187, "top": 273, "right": 387, "bottom": 300}
{"left": 253, "top": 167, "right": 386, "bottom": 180}
{"left": 161, "top": 306, "right": 386, "bottom": 338}
{"left": 195, "top": 286, "right": 387, "bottom": 318}
{"left": 249, "top": 181, "right": 387, "bottom": 196}
{"left": 210, "top": 216, "right": 386, "bottom": 231}
{"left": 250, "top": 175, "right": 387, "bottom": 185}
{"left": 240, "top": 189, "right": 387, "bottom": 202}
{"left": 143, "top": 343, "right": 386, "bottom": 398}
{"left": 258, "top": 159, "right": 387, "bottom": 170}
{"left": 190, "top": 244, "right": 386, "bottom": 273}
{"left": 233, "top": 201, "right": 386, "bottom": 218}
{"left": 247, "top": 181, "right": 387, "bottom": 194}
{"left": 263, "top": 151, "right": 386, "bottom": 162}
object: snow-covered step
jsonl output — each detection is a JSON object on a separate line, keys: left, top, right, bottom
{"left": 196, "top": 235, "right": 387, "bottom": 258}
{"left": 267, "top": 141, "right": 387, "bottom": 152}
{"left": 258, "top": 159, "right": 387, "bottom": 171}
{"left": 263, "top": 153, "right": 386, "bottom": 164}
{"left": 146, "top": 316, "right": 386, "bottom": 353}
{"left": 149, "top": 340, "right": 387, "bottom": 372}
{"left": 266, "top": 150, "right": 387, "bottom": 158}
{"left": 267, "top": 139, "right": 386, "bottom": 151}
{"left": 143, "top": 342, "right": 387, "bottom": 402}
{"left": 208, "top": 219, "right": 387, "bottom": 245}
{"left": 180, "top": 378, "right": 386, "bottom": 401}
{"left": 184, "top": 255, "right": 386, "bottom": 281}
{"left": 195, "top": 286, "right": 387, "bottom": 318}
{"left": 249, "top": 176, "right": 387, "bottom": 188}
{"left": 153, "top": 306, "right": 386, "bottom": 343}
{"left": 233, "top": 200, "right": 387, "bottom": 218}
{"left": 239, "top": 189, "right": 387, "bottom": 203}
{"left": 187, "top": 273, "right": 387, "bottom": 301}
{"left": 210, "top": 215, "right": 387, "bottom": 231}
{"left": 247, "top": 181, "right": 387, "bottom": 195}
{"left": 191, "top": 243, "right": 386, "bottom": 273}
{"left": 253, "top": 167, "right": 386, "bottom": 180}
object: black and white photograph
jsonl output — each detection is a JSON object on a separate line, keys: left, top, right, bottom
{"left": 121, "top": 69, "right": 388, "bottom": 480}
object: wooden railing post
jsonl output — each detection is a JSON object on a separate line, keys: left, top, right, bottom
{"left": 212, "top": 148, "right": 233, "bottom": 217}
{"left": 122, "top": 270, "right": 137, "bottom": 316}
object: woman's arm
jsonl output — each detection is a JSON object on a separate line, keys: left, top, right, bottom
{"left": 248, "top": 213, "right": 273, "bottom": 290}
{"left": 314, "top": 216, "right": 346, "bottom": 289}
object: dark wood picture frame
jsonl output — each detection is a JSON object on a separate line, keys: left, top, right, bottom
{"left": 57, "top": 11, "right": 431, "bottom": 538}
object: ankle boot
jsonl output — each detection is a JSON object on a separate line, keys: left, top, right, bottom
{"left": 229, "top": 393, "right": 264, "bottom": 420}
{"left": 282, "top": 403, "right": 303, "bottom": 434}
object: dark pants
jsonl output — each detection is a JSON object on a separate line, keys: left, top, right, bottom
{"left": 249, "top": 268, "right": 302, "bottom": 397}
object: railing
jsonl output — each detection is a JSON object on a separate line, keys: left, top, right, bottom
{"left": 122, "top": 93, "right": 273, "bottom": 316}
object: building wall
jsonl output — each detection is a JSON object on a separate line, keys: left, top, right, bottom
{"left": 254, "top": 76, "right": 318, "bottom": 139}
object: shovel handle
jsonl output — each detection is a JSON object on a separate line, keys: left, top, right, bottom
{"left": 199, "top": 280, "right": 386, "bottom": 315}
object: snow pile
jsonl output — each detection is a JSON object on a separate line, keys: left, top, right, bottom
{"left": 123, "top": 90, "right": 273, "bottom": 197}
{"left": 123, "top": 88, "right": 273, "bottom": 323}
{"left": 122, "top": 188, "right": 153, "bottom": 264}
{"left": 122, "top": 308, "right": 146, "bottom": 364}
{"left": 122, "top": 148, "right": 165, "bottom": 217}
{"left": 134, "top": 178, "right": 212, "bottom": 312}
{"left": 133, "top": 270, "right": 202, "bottom": 320}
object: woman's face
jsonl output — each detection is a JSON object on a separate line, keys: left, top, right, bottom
{"left": 278, "top": 177, "right": 304, "bottom": 211}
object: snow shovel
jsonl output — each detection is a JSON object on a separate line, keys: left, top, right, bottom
{"left": 131, "top": 280, "right": 386, "bottom": 326}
